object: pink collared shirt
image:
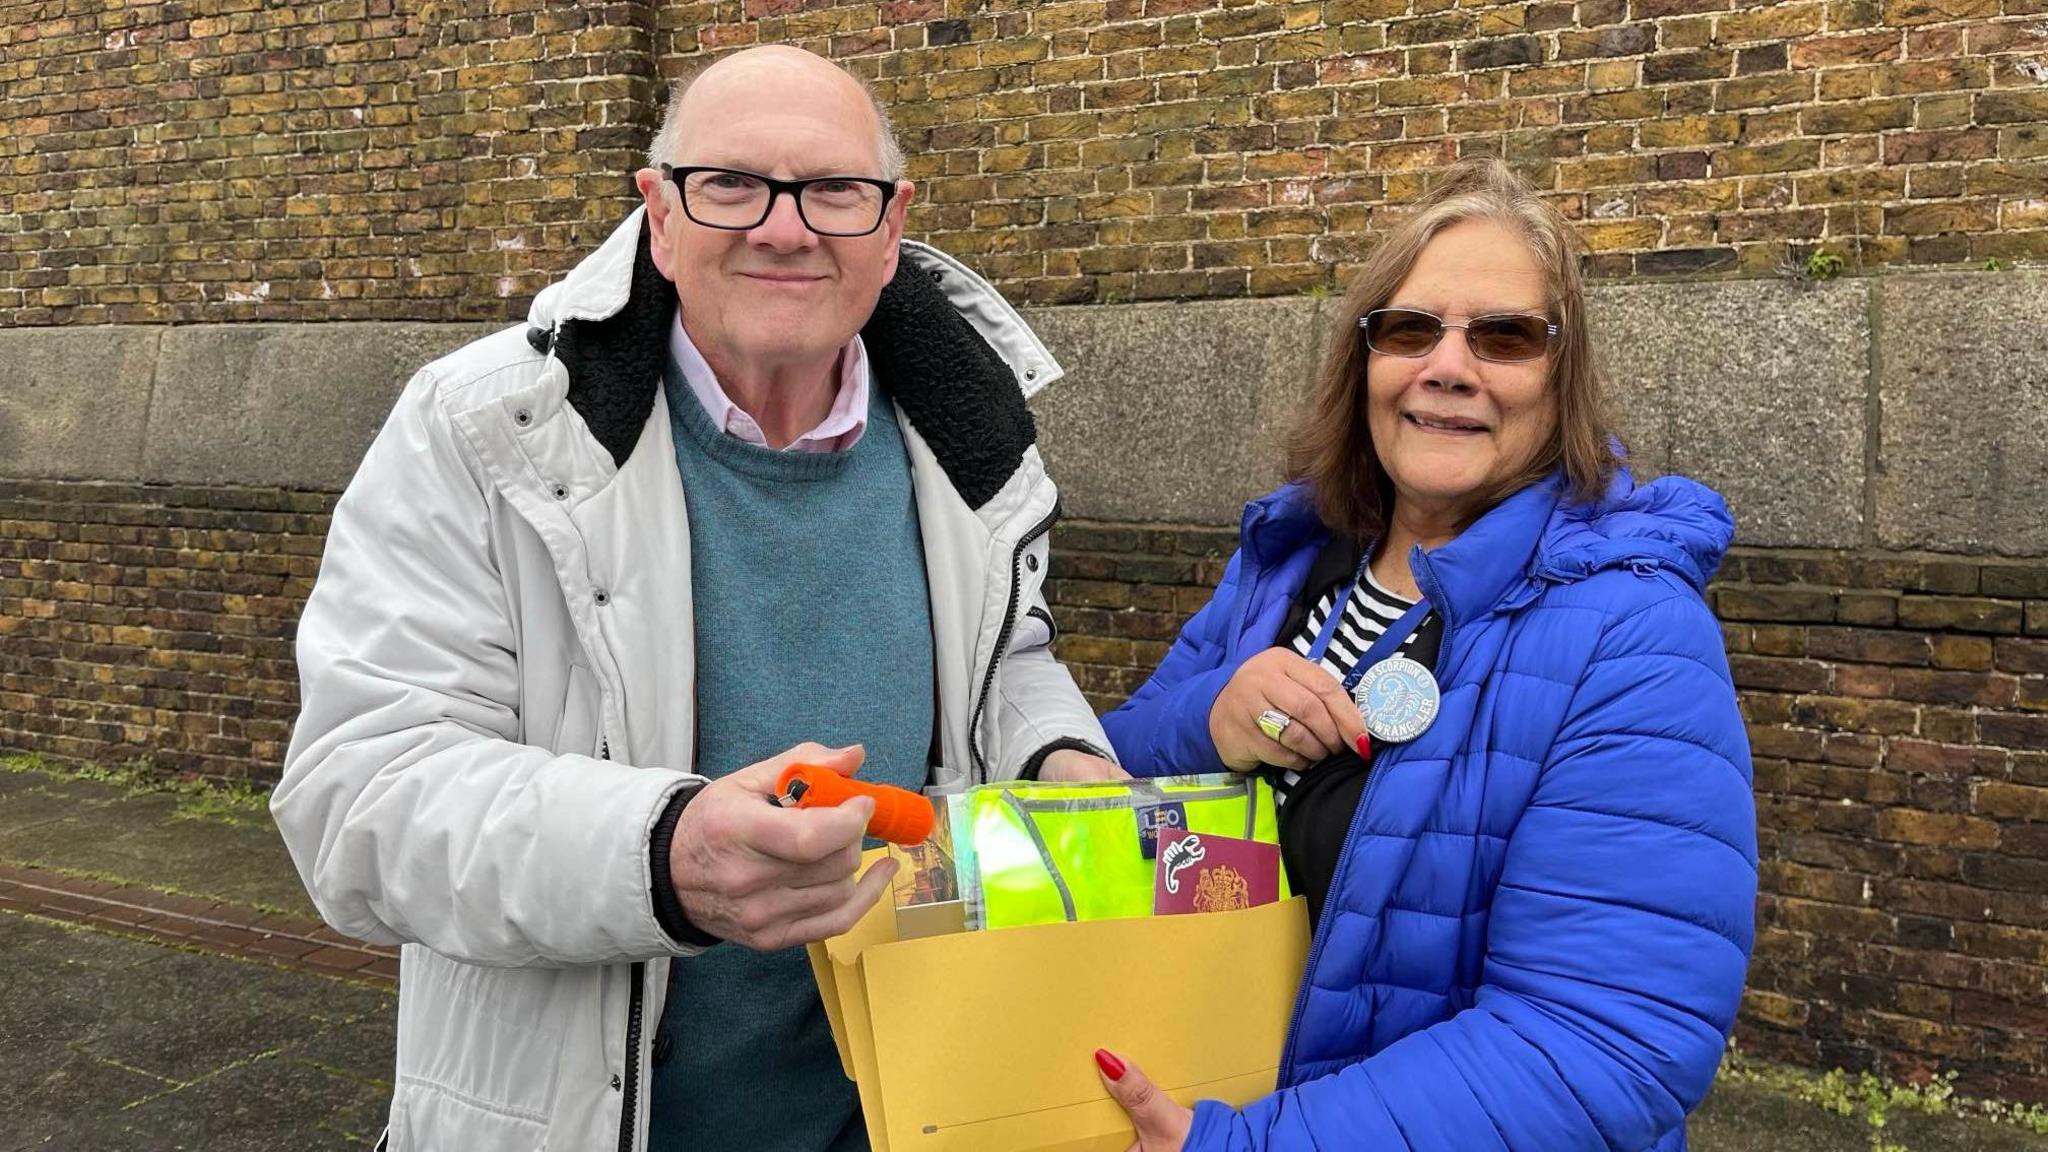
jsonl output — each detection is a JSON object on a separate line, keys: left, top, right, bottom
{"left": 669, "top": 313, "right": 870, "bottom": 454}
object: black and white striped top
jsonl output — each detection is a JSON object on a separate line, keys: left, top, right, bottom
{"left": 1271, "top": 564, "right": 1436, "bottom": 807}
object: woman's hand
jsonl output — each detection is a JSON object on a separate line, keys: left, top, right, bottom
{"left": 1096, "top": 1049, "right": 1191, "bottom": 1152}
{"left": 1208, "top": 648, "right": 1369, "bottom": 771}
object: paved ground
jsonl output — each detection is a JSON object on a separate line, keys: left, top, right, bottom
{"left": 0, "top": 763, "right": 395, "bottom": 981}
{"left": 2, "top": 758, "right": 2040, "bottom": 1151}
{"left": 0, "top": 764, "right": 395, "bottom": 1150}
{"left": 3, "top": 913, "right": 392, "bottom": 1151}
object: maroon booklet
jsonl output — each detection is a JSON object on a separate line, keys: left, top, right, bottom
{"left": 1153, "top": 829, "right": 1281, "bottom": 916}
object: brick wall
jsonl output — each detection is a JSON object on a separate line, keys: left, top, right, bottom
{"left": 5, "top": 0, "right": 2046, "bottom": 324}
{"left": 1715, "top": 553, "right": 2048, "bottom": 1102}
{"left": 0, "top": 481, "right": 328, "bottom": 783}
{"left": 1045, "top": 520, "right": 2048, "bottom": 1101}
{"left": 0, "top": 1, "right": 656, "bottom": 325}
{"left": 685, "top": 0, "right": 2048, "bottom": 300}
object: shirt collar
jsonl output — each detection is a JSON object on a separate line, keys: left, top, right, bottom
{"left": 668, "top": 311, "right": 870, "bottom": 454}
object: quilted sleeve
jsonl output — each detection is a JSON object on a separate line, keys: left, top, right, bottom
{"left": 273, "top": 373, "right": 701, "bottom": 966}
{"left": 1099, "top": 549, "right": 1247, "bottom": 778}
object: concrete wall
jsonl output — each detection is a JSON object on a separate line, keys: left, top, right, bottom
{"left": 5, "top": 270, "right": 2044, "bottom": 555}
{"left": 1032, "top": 269, "right": 2048, "bottom": 556}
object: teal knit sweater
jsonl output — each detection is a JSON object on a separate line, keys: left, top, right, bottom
{"left": 649, "top": 356, "right": 934, "bottom": 1152}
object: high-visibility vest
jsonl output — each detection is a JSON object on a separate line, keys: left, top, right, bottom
{"left": 954, "top": 774, "right": 1284, "bottom": 930}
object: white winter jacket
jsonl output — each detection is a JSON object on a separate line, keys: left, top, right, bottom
{"left": 273, "top": 209, "right": 1111, "bottom": 1152}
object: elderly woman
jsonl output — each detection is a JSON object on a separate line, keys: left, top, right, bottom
{"left": 1090, "top": 159, "right": 1757, "bottom": 1152}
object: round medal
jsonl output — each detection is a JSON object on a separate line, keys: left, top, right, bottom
{"left": 1352, "top": 655, "right": 1440, "bottom": 744}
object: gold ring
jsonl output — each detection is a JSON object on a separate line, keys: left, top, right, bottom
{"left": 1256, "top": 708, "right": 1293, "bottom": 742}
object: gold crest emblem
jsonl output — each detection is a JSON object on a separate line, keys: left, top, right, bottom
{"left": 1192, "top": 865, "right": 1250, "bottom": 913}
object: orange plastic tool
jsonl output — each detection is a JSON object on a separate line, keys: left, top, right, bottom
{"left": 774, "top": 763, "right": 935, "bottom": 846}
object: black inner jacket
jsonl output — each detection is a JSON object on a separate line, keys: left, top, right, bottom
{"left": 1269, "top": 534, "right": 1444, "bottom": 928}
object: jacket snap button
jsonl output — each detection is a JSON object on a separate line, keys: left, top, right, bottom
{"left": 594, "top": 589, "right": 610, "bottom": 606}
{"left": 514, "top": 408, "right": 532, "bottom": 427}
{"left": 609, "top": 1074, "right": 621, "bottom": 1091}
{"left": 551, "top": 484, "right": 568, "bottom": 500}
{"left": 1025, "top": 554, "right": 1040, "bottom": 572}
{"left": 928, "top": 269, "right": 942, "bottom": 282}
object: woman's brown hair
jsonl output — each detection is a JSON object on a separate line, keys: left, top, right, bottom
{"left": 1285, "top": 158, "right": 1618, "bottom": 542}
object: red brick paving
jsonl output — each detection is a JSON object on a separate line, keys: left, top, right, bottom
{"left": 303, "top": 945, "right": 381, "bottom": 972}
{"left": 247, "top": 934, "right": 326, "bottom": 961}
{"left": 0, "top": 861, "right": 395, "bottom": 986}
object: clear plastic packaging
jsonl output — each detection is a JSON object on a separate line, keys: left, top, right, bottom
{"left": 889, "top": 785, "right": 960, "bottom": 910}
{"left": 947, "top": 774, "right": 1281, "bottom": 931}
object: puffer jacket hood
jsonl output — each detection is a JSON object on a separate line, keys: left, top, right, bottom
{"left": 1237, "top": 465, "right": 1735, "bottom": 629}
{"left": 1537, "top": 469, "right": 1736, "bottom": 592}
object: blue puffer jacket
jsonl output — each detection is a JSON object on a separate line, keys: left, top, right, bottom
{"left": 1102, "top": 470, "right": 1758, "bottom": 1152}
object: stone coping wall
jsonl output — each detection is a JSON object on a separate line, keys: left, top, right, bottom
{"left": 6, "top": 271, "right": 2043, "bottom": 552}
{"left": 4, "top": 0, "right": 2046, "bottom": 324}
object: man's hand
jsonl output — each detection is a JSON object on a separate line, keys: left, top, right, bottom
{"left": 1096, "top": 1049, "right": 1192, "bottom": 1152}
{"left": 668, "top": 743, "right": 898, "bottom": 952}
{"left": 1039, "top": 749, "right": 1130, "bottom": 782}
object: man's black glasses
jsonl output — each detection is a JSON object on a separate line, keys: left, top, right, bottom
{"left": 661, "top": 164, "right": 897, "bottom": 237}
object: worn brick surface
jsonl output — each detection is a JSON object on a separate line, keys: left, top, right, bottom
{"left": 0, "top": 480, "right": 331, "bottom": 783}
{"left": 4, "top": 1, "right": 2046, "bottom": 323}
{"left": 0, "top": 0, "right": 658, "bottom": 325}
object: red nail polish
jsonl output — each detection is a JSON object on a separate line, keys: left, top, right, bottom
{"left": 1354, "top": 734, "right": 1372, "bottom": 759}
{"left": 1094, "top": 1048, "right": 1126, "bottom": 1081}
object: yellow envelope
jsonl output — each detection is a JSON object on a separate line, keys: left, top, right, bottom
{"left": 807, "top": 850, "right": 1310, "bottom": 1152}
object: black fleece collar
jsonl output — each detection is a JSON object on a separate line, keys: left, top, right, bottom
{"left": 528, "top": 219, "right": 1037, "bottom": 512}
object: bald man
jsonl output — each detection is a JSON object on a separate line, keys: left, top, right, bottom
{"left": 275, "top": 46, "right": 1121, "bottom": 1152}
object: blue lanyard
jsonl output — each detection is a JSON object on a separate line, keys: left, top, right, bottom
{"left": 1305, "top": 555, "right": 1433, "bottom": 694}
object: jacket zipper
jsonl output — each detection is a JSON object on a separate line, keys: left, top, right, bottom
{"left": 617, "top": 961, "right": 645, "bottom": 1152}
{"left": 600, "top": 735, "right": 647, "bottom": 1152}
{"left": 1276, "top": 547, "right": 1457, "bottom": 1087}
{"left": 967, "top": 502, "right": 1061, "bottom": 781}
